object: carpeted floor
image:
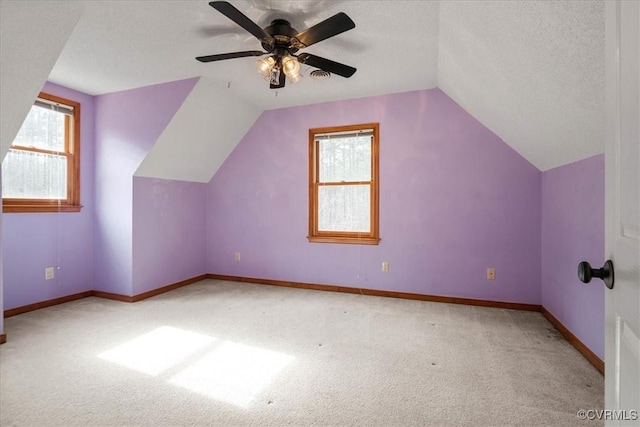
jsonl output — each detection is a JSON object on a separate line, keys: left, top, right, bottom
{"left": 0, "top": 279, "right": 603, "bottom": 426}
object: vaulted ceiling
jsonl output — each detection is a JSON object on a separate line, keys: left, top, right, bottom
{"left": 2, "top": 1, "right": 604, "bottom": 173}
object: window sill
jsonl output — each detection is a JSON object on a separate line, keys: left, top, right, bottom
{"left": 3, "top": 203, "right": 83, "bottom": 213}
{"left": 307, "top": 236, "right": 381, "bottom": 245}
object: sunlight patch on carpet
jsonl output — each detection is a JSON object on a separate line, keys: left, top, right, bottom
{"left": 168, "top": 341, "right": 294, "bottom": 407}
{"left": 97, "top": 326, "right": 214, "bottom": 376}
{"left": 97, "top": 326, "right": 294, "bottom": 407}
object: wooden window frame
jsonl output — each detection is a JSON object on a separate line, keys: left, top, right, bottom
{"left": 2, "top": 92, "right": 81, "bottom": 213}
{"left": 308, "top": 123, "right": 380, "bottom": 245}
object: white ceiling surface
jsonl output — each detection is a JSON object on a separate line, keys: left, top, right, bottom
{"left": 0, "top": 0, "right": 85, "bottom": 160}
{"left": 49, "top": 0, "right": 440, "bottom": 109}
{"left": 27, "top": 0, "right": 603, "bottom": 174}
{"left": 438, "top": 1, "right": 605, "bottom": 171}
{"left": 135, "top": 77, "right": 261, "bottom": 182}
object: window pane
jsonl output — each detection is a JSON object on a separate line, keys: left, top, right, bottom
{"left": 318, "top": 136, "right": 371, "bottom": 182}
{"left": 12, "top": 105, "right": 65, "bottom": 152}
{"left": 2, "top": 150, "right": 67, "bottom": 199}
{"left": 318, "top": 184, "right": 370, "bottom": 232}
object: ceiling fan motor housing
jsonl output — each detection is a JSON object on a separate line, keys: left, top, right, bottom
{"left": 262, "top": 19, "right": 300, "bottom": 54}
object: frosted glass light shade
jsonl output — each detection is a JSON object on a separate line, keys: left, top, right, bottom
{"left": 256, "top": 56, "right": 276, "bottom": 76}
{"left": 281, "top": 55, "right": 300, "bottom": 78}
{"left": 287, "top": 72, "right": 302, "bottom": 83}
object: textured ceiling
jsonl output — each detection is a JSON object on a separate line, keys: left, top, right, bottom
{"left": 0, "top": 0, "right": 84, "bottom": 160}
{"left": 438, "top": 0, "right": 605, "bottom": 171}
{"left": 42, "top": 1, "right": 605, "bottom": 171}
{"left": 49, "top": 0, "right": 440, "bottom": 110}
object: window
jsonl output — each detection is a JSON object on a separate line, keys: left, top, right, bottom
{"left": 2, "top": 92, "right": 81, "bottom": 213}
{"left": 308, "top": 123, "right": 380, "bottom": 245}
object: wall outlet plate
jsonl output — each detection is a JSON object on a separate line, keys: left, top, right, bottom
{"left": 45, "top": 267, "right": 55, "bottom": 280}
{"left": 487, "top": 268, "right": 496, "bottom": 280}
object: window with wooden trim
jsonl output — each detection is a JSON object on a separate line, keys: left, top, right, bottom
{"left": 308, "top": 123, "right": 380, "bottom": 245}
{"left": 2, "top": 92, "right": 81, "bottom": 213}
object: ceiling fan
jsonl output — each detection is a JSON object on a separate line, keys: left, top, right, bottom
{"left": 196, "top": 1, "right": 357, "bottom": 89}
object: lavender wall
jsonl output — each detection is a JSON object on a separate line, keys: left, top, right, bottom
{"left": 94, "top": 78, "right": 197, "bottom": 296}
{"left": 0, "top": 77, "right": 603, "bottom": 361}
{"left": 2, "top": 82, "right": 95, "bottom": 310}
{"left": 542, "top": 155, "right": 605, "bottom": 359}
{"left": 132, "top": 177, "right": 207, "bottom": 295}
{"left": 207, "top": 89, "right": 542, "bottom": 303}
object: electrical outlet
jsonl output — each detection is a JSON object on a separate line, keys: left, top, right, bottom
{"left": 234, "top": 252, "right": 241, "bottom": 262}
{"left": 487, "top": 268, "right": 496, "bottom": 280}
{"left": 382, "top": 262, "right": 389, "bottom": 273}
{"left": 45, "top": 267, "right": 55, "bottom": 280}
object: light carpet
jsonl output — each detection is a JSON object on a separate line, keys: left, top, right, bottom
{"left": 0, "top": 279, "right": 604, "bottom": 426}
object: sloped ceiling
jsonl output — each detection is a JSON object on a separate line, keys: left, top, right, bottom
{"left": 2, "top": 1, "right": 605, "bottom": 175}
{"left": 135, "top": 77, "right": 261, "bottom": 182}
{"left": 48, "top": 1, "right": 440, "bottom": 109}
{"left": 0, "top": 0, "right": 85, "bottom": 160}
{"left": 438, "top": 1, "right": 604, "bottom": 170}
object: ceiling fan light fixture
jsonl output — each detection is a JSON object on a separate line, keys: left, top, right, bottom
{"left": 287, "top": 72, "right": 302, "bottom": 83}
{"left": 256, "top": 56, "right": 276, "bottom": 76}
{"left": 281, "top": 55, "right": 300, "bottom": 79}
{"left": 199, "top": 2, "right": 357, "bottom": 89}
{"left": 269, "top": 66, "right": 281, "bottom": 86}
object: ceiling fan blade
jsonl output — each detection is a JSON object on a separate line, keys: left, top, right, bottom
{"left": 270, "top": 69, "right": 286, "bottom": 89}
{"left": 297, "top": 53, "right": 356, "bottom": 78}
{"left": 209, "top": 1, "right": 270, "bottom": 42}
{"left": 294, "top": 12, "right": 355, "bottom": 48}
{"left": 196, "top": 50, "right": 265, "bottom": 62}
